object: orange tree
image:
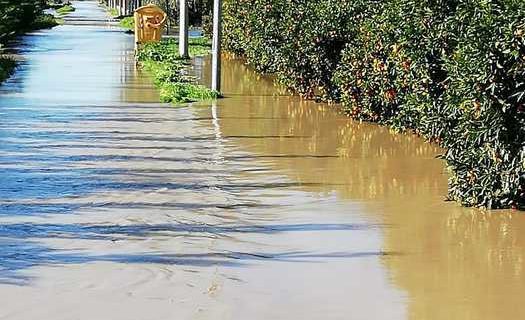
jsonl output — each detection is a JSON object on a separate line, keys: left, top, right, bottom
{"left": 223, "top": 0, "right": 525, "bottom": 209}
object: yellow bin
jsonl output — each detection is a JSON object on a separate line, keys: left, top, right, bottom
{"left": 134, "top": 4, "right": 167, "bottom": 47}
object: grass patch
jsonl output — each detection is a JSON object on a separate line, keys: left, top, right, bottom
{"left": 46, "top": 1, "right": 71, "bottom": 10}
{"left": 159, "top": 82, "right": 219, "bottom": 103}
{"left": 119, "top": 17, "right": 134, "bottom": 30}
{"left": 30, "top": 14, "right": 60, "bottom": 29}
{"left": 188, "top": 37, "right": 212, "bottom": 57}
{"left": 107, "top": 7, "right": 119, "bottom": 17}
{"left": 0, "top": 57, "right": 16, "bottom": 85}
{"left": 56, "top": 5, "right": 75, "bottom": 15}
{"left": 137, "top": 37, "right": 218, "bottom": 104}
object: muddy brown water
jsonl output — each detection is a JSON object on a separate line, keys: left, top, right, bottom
{"left": 0, "top": 1, "right": 523, "bottom": 319}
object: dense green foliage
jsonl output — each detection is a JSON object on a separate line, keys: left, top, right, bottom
{"left": 0, "top": 1, "right": 51, "bottom": 41}
{"left": 223, "top": 0, "right": 525, "bottom": 209}
{"left": 0, "top": 57, "right": 16, "bottom": 83}
{"left": 151, "top": 0, "right": 212, "bottom": 26}
{"left": 30, "top": 13, "right": 59, "bottom": 29}
{"left": 137, "top": 38, "right": 218, "bottom": 103}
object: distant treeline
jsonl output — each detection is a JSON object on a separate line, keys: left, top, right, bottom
{"left": 0, "top": 1, "right": 49, "bottom": 42}
{"left": 223, "top": 0, "right": 525, "bottom": 209}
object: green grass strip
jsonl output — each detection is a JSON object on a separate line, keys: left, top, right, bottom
{"left": 137, "top": 37, "right": 219, "bottom": 104}
{"left": 56, "top": 5, "right": 75, "bottom": 15}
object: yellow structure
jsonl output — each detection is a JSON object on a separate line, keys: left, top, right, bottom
{"left": 134, "top": 4, "right": 167, "bottom": 46}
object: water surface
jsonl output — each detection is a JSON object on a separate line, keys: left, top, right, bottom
{"left": 0, "top": 2, "right": 524, "bottom": 320}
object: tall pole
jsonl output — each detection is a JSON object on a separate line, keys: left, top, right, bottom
{"left": 179, "top": 0, "right": 189, "bottom": 58}
{"left": 211, "top": 0, "right": 222, "bottom": 92}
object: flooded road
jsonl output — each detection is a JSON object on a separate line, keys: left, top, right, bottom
{"left": 0, "top": 1, "right": 524, "bottom": 319}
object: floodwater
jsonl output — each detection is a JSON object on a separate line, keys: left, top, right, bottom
{"left": 0, "top": 1, "right": 524, "bottom": 319}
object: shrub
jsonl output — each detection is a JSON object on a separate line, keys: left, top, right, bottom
{"left": 223, "top": 0, "right": 366, "bottom": 99}
{"left": 31, "top": 13, "right": 60, "bottom": 29}
{"left": 222, "top": 0, "right": 525, "bottom": 209}
{"left": 441, "top": 0, "right": 525, "bottom": 207}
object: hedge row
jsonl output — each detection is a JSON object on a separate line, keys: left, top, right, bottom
{"left": 222, "top": 0, "right": 525, "bottom": 209}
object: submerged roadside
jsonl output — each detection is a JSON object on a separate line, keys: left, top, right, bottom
{"left": 0, "top": 2, "right": 524, "bottom": 319}
{"left": 136, "top": 37, "right": 219, "bottom": 104}
{"left": 222, "top": 0, "right": 525, "bottom": 210}
{"left": 0, "top": 1, "right": 73, "bottom": 85}
{"left": 99, "top": 1, "right": 218, "bottom": 105}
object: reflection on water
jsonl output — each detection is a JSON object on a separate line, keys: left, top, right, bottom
{"left": 197, "top": 56, "right": 525, "bottom": 319}
{"left": 1, "top": 4, "right": 401, "bottom": 319}
{"left": 197, "top": 56, "right": 446, "bottom": 201}
{"left": 0, "top": 1, "right": 524, "bottom": 319}
{"left": 0, "top": 21, "right": 158, "bottom": 103}
{"left": 385, "top": 204, "right": 525, "bottom": 320}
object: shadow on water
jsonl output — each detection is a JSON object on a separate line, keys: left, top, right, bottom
{"left": 0, "top": 3, "right": 407, "bottom": 320}
{"left": 0, "top": 220, "right": 392, "bottom": 285}
{"left": 192, "top": 55, "right": 525, "bottom": 319}
{"left": 0, "top": 201, "right": 281, "bottom": 216}
{"left": 0, "top": 243, "right": 394, "bottom": 286}
{"left": 0, "top": 165, "right": 346, "bottom": 202}
{"left": 0, "top": 15, "right": 419, "bottom": 293}
{"left": 4, "top": 5, "right": 524, "bottom": 320}
{"left": 0, "top": 222, "right": 383, "bottom": 240}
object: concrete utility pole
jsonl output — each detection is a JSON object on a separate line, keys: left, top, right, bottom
{"left": 179, "top": 0, "right": 189, "bottom": 58}
{"left": 211, "top": 0, "right": 222, "bottom": 92}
